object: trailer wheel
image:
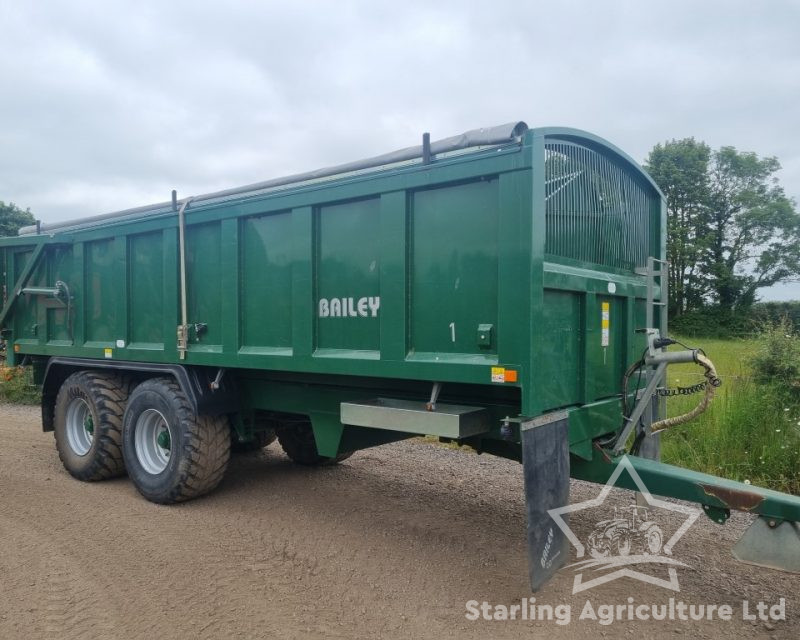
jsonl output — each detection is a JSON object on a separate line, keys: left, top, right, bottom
{"left": 122, "top": 378, "right": 231, "bottom": 504}
{"left": 276, "top": 419, "right": 352, "bottom": 466}
{"left": 53, "top": 371, "right": 130, "bottom": 481}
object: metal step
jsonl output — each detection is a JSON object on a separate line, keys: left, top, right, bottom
{"left": 340, "top": 398, "right": 490, "bottom": 438}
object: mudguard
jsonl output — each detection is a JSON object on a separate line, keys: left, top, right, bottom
{"left": 521, "top": 411, "right": 570, "bottom": 591}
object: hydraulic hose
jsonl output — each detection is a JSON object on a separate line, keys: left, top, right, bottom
{"left": 650, "top": 352, "right": 720, "bottom": 434}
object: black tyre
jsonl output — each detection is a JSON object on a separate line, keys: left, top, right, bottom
{"left": 231, "top": 415, "right": 277, "bottom": 453}
{"left": 53, "top": 370, "right": 130, "bottom": 481}
{"left": 122, "top": 378, "right": 231, "bottom": 504}
{"left": 276, "top": 418, "right": 352, "bottom": 466}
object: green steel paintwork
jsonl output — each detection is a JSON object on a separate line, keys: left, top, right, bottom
{"left": 0, "top": 127, "right": 661, "bottom": 459}
{"left": 4, "top": 124, "right": 800, "bottom": 532}
{"left": 572, "top": 452, "right": 800, "bottom": 523}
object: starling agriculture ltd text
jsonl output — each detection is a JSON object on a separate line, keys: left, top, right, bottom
{"left": 465, "top": 597, "right": 787, "bottom": 626}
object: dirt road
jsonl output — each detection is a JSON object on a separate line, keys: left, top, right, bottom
{"left": 0, "top": 403, "right": 796, "bottom": 639}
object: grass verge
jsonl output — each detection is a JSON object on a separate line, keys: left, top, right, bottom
{"left": 662, "top": 334, "right": 800, "bottom": 494}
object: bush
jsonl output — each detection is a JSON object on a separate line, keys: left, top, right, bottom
{"left": 751, "top": 301, "right": 800, "bottom": 328}
{"left": 0, "top": 366, "right": 42, "bottom": 404}
{"left": 749, "top": 319, "right": 800, "bottom": 394}
{"left": 669, "top": 307, "right": 754, "bottom": 338}
{"left": 670, "top": 302, "right": 800, "bottom": 339}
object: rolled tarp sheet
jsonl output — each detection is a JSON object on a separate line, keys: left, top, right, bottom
{"left": 20, "top": 121, "right": 528, "bottom": 236}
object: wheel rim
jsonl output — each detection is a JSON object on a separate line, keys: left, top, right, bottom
{"left": 134, "top": 409, "right": 172, "bottom": 475}
{"left": 65, "top": 397, "right": 94, "bottom": 456}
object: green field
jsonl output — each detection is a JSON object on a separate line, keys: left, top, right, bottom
{"left": 662, "top": 335, "right": 800, "bottom": 494}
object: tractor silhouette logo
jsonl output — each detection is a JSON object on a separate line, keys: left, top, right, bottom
{"left": 588, "top": 505, "right": 663, "bottom": 558}
{"left": 548, "top": 456, "right": 701, "bottom": 593}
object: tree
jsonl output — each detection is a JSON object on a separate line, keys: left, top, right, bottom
{"left": 704, "top": 147, "right": 799, "bottom": 310}
{"left": 0, "top": 201, "right": 35, "bottom": 237}
{"left": 645, "top": 141, "right": 800, "bottom": 315}
{"left": 644, "top": 139, "right": 711, "bottom": 316}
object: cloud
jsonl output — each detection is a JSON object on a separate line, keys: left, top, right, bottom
{"left": 1, "top": 0, "right": 798, "bottom": 298}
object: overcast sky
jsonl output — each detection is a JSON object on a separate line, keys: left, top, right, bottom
{"left": 1, "top": 0, "right": 798, "bottom": 299}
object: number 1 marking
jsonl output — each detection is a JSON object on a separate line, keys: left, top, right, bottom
{"left": 449, "top": 322, "right": 456, "bottom": 343}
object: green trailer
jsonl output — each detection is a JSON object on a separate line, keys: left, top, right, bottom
{"left": 1, "top": 122, "right": 798, "bottom": 589}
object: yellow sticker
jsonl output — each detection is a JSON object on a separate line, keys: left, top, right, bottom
{"left": 491, "top": 367, "right": 505, "bottom": 383}
{"left": 104, "top": 348, "right": 113, "bottom": 359}
{"left": 601, "top": 302, "right": 610, "bottom": 347}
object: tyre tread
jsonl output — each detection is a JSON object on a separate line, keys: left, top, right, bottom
{"left": 54, "top": 370, "right": 130, "bottom": 482}
{"left": 124, "top": 378, "right": 231, "bottom": 504}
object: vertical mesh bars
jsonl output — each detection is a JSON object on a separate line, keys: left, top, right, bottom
{"left": 544, "top": 140, "right": 657, "bottom": 270}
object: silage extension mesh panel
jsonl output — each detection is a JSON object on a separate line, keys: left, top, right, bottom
{"left": 544, "top": 141, "right": 656, "bottom": 270}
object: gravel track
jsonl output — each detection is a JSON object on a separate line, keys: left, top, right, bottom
{"left": 0, "top": 404, "right": 797, "bottom": 639}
